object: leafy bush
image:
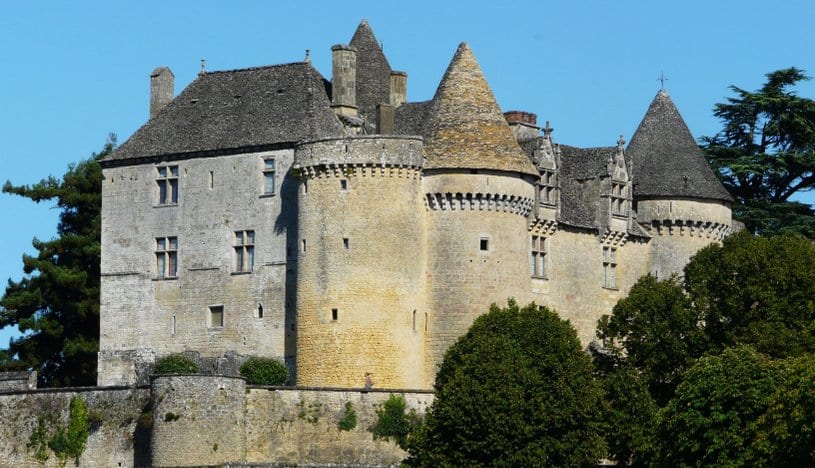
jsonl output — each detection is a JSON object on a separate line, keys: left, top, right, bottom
{"left": 338, "top": 402, "right": 357, "bottom": 431}
{"left": 239, "top": 356, "right": 288, "bottom": 385}
{"left": 370, "top": 394, "right": 420, "bottom": 449}
{"left": 154, "top": 354, "right": 199, "bottom": 375}
{"left": 49, "top": 396, "right": 90, "bottom": 464}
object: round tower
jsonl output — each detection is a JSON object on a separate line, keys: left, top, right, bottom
{"left": 421, "top": 43, "right": 539, "bottom": 379}
{"left": 627, "top": 90, "right": 734, "bottom": 278}
{"left": 293, "top": 135, "right": 425, "bottom": 388}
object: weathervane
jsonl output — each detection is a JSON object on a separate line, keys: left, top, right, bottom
{"left": 658, "top": 71, "right": 668, "bottom": 90}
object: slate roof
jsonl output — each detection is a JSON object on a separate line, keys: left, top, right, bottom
{"left": 626, "top": 90, "right": 732, "bottom": 202}
{"left": 349, "top": 20, "right": 392, "bottom": 128}
{"left": 422, "top": 43, "right": 538, "bottom": 176}
{"left": 558, "top": 145, "right": 617, "bottom": 229}
{"left": 394, "top": 100, "right": 432, "bottom": 136}
{"left": 103, "top": 62, "right": 344, "bottom": 163}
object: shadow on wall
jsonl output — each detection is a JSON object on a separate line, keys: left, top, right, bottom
{"left": 274, "top": 168, "right": 300, "bottom": 382}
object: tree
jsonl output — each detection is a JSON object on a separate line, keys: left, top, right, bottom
{"left": 702, "top": 67, "right": 815, "bottom": 237}
{"left": 599, "top": 367, "right": 658, "bottom": 466}
{"left": 597, "top": 231, "right": 815, "bottom": 403}
{"left": 406, "top": 300, "right": 606, "bottom": 466}
{"left": 0, "top": 136, "right": 114, "bottom": 386}
{"left": 655, "top": 346, "right": 778, "bottom": 466}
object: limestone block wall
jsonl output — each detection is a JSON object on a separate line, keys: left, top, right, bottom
{"left": 0, "top": 386, "right": 150, "bottom": 467}
{"left": 294, "top": 136, "right": 427, "bottom": 389}
{"left": 99, "top": 148, "right": 296, "bottom": 385}
{"left": 245, "top": 387, "right": 434, "bottom": 465}
{"left": 530, "top": 228, "right": 651, "bottom": 345}
{"left": 637, "top": 199, "right": 732, "bottom": 278}
{"left": 150, "top": 375, "right": 246, "bottom": 467}
{"left": 423, "top": 170, "right": 536, "bottom": 379}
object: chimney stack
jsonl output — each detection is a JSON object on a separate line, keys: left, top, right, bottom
{"left": 504, "top": 110, "right": 540, "bottom": 142}
{"left": 389, "top": 71, "right": 407, "bottom": 108}
{"left": 150, "top": 67, "right": 174, "bottom": 119}
{"left": 331, "top": 44, "right": 358, "bottom": 116}
{"left": 376, "top": 103, "right": 394, "bottom": 134}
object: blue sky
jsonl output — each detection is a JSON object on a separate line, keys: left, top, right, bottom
{"left": 2, "top": 0, "right": 814, "bottom": 348}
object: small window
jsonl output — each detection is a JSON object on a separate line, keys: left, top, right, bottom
{"left": 343, "top": 238, "right": 349, "bottom": 249}
{"left": 331, "top": 308, "right": 338, "bottom": 321}
{"left": 263, "top": 158, "right": 276, "bottom": 195}
{"left": 531, "top": 235, "right": 547, "bottom": 278}
{"left": 539, "top": 170, "right": 556, "bottom": 206}
{"left": 301, "top": 239, "right": 307, "bottom": 253}
{"left": 303, "top": 180, "right": 308, "bottom": 194}
{"left": 155, "top": 236, "right": 178, "bottom": 278}
{"left": 210, "top": 305, "right": 224, "bottom": 328}
{"left": 209, "top": 171, "right": 214, "bottom": 189}
{"left": 611, "top": 181, "right": 627, "bottom": 217}
{"left": 257, "top": 303, "right": 264, "bottom": 319}
{"left": 172, "top": 315, "right": 176, "bottom": 335}
{"left": 234, "top": 230, "right": 255, "bottom": 272}
{"left": 340, "top": 179, "right": 348, "bottom": 190}
{"left": 156, "top": 165, "right": 179, "bottom": 205}
{"left": 412, "top": 310, "right": 417, "bottom": 331}
{"left": 602, "top": 246, "right": 618, "bottom": 289}
{"left": 480, "top": 238, "right": 489, "bottom": 251}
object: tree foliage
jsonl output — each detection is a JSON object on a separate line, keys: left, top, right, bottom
{"left": 702, "top": 67, "right": 815, "bottom": 237}
{"left": 407, "top": 300, "right": 605, "bottom": 466}
{"left": 153, "top": 354, "right": 199, "bottom": 375}
{"left": 239, "top": 356, "right": 288, "bottom": 385}
{"left": 369, "top": 394, "right": 420, "bottom": 450}
{"left": 0, "top": 137, "right": 114, "bottom": 387}
{"left": 599, "top": 367, "right": 657, "bottom": 466}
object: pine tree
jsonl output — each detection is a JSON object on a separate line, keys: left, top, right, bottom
{"left": 0, "top": 136, "right": 114, "bottom": 387}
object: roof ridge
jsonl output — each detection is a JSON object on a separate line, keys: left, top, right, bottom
{"left": 423, "top": 43, "right": 537, "bottom": 175}
{"left": 204, "top": 61, "right": 309, "bottom": 75}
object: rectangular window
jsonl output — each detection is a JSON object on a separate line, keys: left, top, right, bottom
{"left": 611, "top": 181, "right": 627, "bottom": 217}
{"left": 539, "top": 170, "right": 556, "bottom": 206}
{"left": 531, "top": 235, "right": 547, "bottom": 278}
{"left": 480, "top": 237, "right": 489, "bottom": 251}
{"left": 340, "top": 179, "right": 348, "bottom": 190}
{"left": 263, "top": 158, "right": 276, "bottom": 195}
{"left": 234, "top": 230, "right": 255, "bottom": 272}
{"left": 603, "top": 246, "right": 617, "bottom": 288}
{"left": 343, "top": 238, "right": 349, "bottom": 249}
{"left": 155, "top": 236, "right": 178, "bottom": 278}
{"left": 209, "top": 305, "right": 224, "bottom": 328}
{"left": 331, "top": 308, "right": 338, "bottom": 321}
{"left": 156, "top": 165, "right": 179, "bottom": 205}
{"left": 301, "top": 239, "right": 307, "bottom": 253}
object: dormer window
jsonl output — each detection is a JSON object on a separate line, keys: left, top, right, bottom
{"left": 539, "top": 170, "right": 556, "bottom": 206}
{"left": 611, "top": 181, "right": 627, "bottom": 217}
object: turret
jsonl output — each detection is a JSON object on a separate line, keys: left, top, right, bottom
{"left": 626, "top": 90, "right": 733, "bottom": 277}
{"left": 293, "top": 136, "right": 426, "bottom": 388}
{"left": 421, "top": 43, "right": 538, "bottom": 380}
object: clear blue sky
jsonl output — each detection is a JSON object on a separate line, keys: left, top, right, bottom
{"left": 2, "top": 0, "right": 814, "bottom": 348}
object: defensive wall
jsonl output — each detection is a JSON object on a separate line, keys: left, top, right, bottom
{"left": 0, "top": 374, "right": 433, "bottom": 467}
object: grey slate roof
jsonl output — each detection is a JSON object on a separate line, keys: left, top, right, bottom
{"left": 394, "top": 100, "right": 432, "bottom": 136}
{"left": 558, "top": 145, "right": 617, "bottom": 229}
{"left": 626, "top": 90, "right": 732, "bottom": 203}
{"left": 103, "top": 62, "right": 344, "bottom": 163}
{"left": 350, "top": 20, "right": 392, "bottom": 129}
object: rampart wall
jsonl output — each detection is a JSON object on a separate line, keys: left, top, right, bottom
{"left": 0, "top": 377, "right": 433, "bottom": 467}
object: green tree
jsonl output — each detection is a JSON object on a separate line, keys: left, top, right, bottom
{"left": 407, "top": 300, "right": 606, "bottom": 466}
{"left": 599, "top": 367, "right": 657, "bottom": 466}
{"left": 0, "top": 136, "right": 114, "bottom": 386}
{"left": 597, "top": 231, "right": 815, "bottom": 402}
{"left": 655, "top": 346, "right": 778, "bottom": 467}
{"left": 702, "top": 67, "right": 815, "bottom": 237}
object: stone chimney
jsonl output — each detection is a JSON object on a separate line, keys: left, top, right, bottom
{"left": 150, "top": 67, "right": 174, "bottom": 119}
{"left": 331, "top": 44, "right": 358, "bottom": 116}
{"left": 389, "top": 71, "right": 407, "bottom": 108}
{"left": 376, "top": 103, "right": 394, "bottom": 134}
{"left": 504, "top": 110, "right": 540, "bottom": 142}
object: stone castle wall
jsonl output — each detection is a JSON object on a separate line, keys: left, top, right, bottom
{"left": 295, "top": 136, "right": 427, "bottom": 388}
{"left": 0, "top": 379, "right": 432, "bottom": 467}
{"left": 99, "top": 148, "right": 297, "bottom": 386}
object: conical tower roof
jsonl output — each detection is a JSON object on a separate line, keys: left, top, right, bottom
{"left": 423, "top": 43, "right": 537, "bottom": 176}
{"left": 627, "top": 90, "right": 732, "bottom": 202}
{"left": 349, "top": 19, "right": 392, "bottom": 123}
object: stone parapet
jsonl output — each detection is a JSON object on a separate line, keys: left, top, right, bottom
{"left": 293, "top": 135, "right": 423, "bottom": 171}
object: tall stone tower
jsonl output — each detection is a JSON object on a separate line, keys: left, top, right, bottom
{"left": 421, "top": 44, "right": 539, "bottom": 379}
{"left": 293, "top": 136, "right": 426, "bottom": 388}
{"left": 626, "top": 90, "right": 733, "bottom": 277}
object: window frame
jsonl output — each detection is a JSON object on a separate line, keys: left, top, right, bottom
{"left": 233, "top": 230, "right": 255, "bottom": 273}
{"left": 539, "top": 169, "right": 557, "bottom": 207}
{"left": 602, "top": 246, "right": 618, "bottom": 289}
{"left": 610, "top": 180, "right": 628, "bottom": 217}
{"left": 263, "top": 158, "right": 276, "bottom": 195}
{"left": 155, "top": 236, "right": 178, "bottom": 279}
{"left": 156, "top": 165, "right": 179, "bottom": 205}
{"left": 531, "top": 235, "right": 548, "bottom": 279}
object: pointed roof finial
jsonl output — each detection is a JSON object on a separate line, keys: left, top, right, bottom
{"left": 304, "top": 49, "right": 311, "bottom": 62}
{"left": 543, "top": 120, "right": 554, "bottom": 138}
{"left": 657, "top": 71, "right": 667, "bottom": 90}
{"left": 617, "top": 134, "right": 626, "bottom": 151}
{"left": 199, "top": 58, "right": 206, "bottom": 76}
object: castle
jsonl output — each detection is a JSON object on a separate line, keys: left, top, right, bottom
{"left": 97, "top": 20, "right": 734, "bottom": 390}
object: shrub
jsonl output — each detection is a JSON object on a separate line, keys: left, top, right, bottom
{"left": 49, "top": 396, "right": 90, "bottom": 463}
{"left": 370, "top": 394, "right": 420, "bottom": 449}
{"left": 338, "top": 402, "right": 357, "bottom": 431}
{"left": 239, "top": 356, "right": 288, "bottom": 385}
{"left": 154, "top": 354, "right": 199, "bottom": 375}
